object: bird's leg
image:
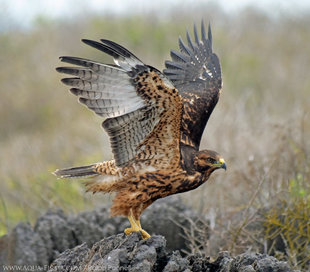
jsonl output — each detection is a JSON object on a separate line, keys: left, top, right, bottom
{"left": 135, "top": 218, "right": 151, "bottom": 239}
{"left": 124, "top": 209, "right": 151, "bottom": 239}
{"left": 124, "top": 210, "right": 140, "bottom": 234}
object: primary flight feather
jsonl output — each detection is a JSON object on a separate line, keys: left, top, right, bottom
{"left": 54, "top": 21, "right": 226, "bottom": 239}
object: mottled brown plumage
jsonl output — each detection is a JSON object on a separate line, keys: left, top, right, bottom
{"left": 54, "top": 21, "right": 226, "bottom": 239}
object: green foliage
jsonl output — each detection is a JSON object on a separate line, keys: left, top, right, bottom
{"left": 264, "top": 197, "right": 310, "bottom": 270}
{"left": 263, "top": 132, "right": 310, "bottom": 270}
{"left": 289, "top": 174, "right": 308, "bottom": 199}
{"left": 0, "top": 172, "right": 87, "bottom": 234}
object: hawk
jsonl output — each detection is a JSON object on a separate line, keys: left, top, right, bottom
{"left": 54, "top": 21, "right": 226, "bottom": 239}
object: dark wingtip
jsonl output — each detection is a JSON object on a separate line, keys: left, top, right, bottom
{"left": 60, "top": 77, "right": 79, "bottom": 85}
{"left": 82, "top": 39, "right": 95, "bottom": 46}
{"left": 82, "top": 39, "right": 102, "bottom": 49}
{"left": 201, "top": 19, "right": 206, "bottom": 41}
{"left": 60, "top": 78, "right": 67, "bottom": 84}
{"left": 79, "top": 97, "right": 87, "bottom": 105}
{"left": 193, "top": 23, "right": 199, "bottom": 45}
{"left": 59, "top": 56, "right": 72, "bottom": 63}
{"left": 69, "top": 88, "right": 79, "bottom": 96}
{"left": 100, "top": 38, "right": 111, "bottom": 44}
{"left": 208, "top": 21, "right": 212, "bottom": 45}
{"left": 56, "top": 67, "right": 69, "bottom": 73}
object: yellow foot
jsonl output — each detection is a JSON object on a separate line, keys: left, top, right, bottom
{"left": 124, "top": 227, "right": 138, "bottom": 236}
{"left": 124, "top": 227, "right": 151, "bottom": 239}
{"left": 140, "top": 229, "right": 151, "bottom": 239}
{"left": 124, "top": 209, "right": 151, "bottom": 240}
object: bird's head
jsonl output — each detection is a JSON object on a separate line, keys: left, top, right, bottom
{"left": 193, "top": 150, "right": 226, "bottom": 174}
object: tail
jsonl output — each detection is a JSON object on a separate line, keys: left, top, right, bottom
{"left": 53, "top": 164, "right": 98, "bottom": 178}
{"left": 53, "top": 160, "right": 122, "bottom": 194}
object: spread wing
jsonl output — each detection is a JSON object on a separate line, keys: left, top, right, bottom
{"left": 57, "top": 39, "right": 182, "bottom": 168}
{"left": 164, "top": 21, "right": 222, "bottom": 150}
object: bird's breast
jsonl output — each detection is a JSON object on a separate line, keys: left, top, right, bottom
{"left": 126, "top": 169, "right": 204, "bottom": 201}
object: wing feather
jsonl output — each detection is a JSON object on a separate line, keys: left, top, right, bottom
{"left": 59, "top": 56, "right": 122, "bottom": 73}
{"left": 165, "top": 61, "right": 185, "bottom": 70}
{"left": 103, "top": 107, "right": 160, "bottom": 166}
{"left": 170, "top": 50, "right": 191, "bottom": 63}
{"left": 178, "top": 37, "right": 193, "bottom": 57}
{"left": 163, "top": 20, "right": 222, "bottom": 150}
{"left": 58, "top": 38, "right": 182, "bottom": 168}
{"left": 194, "top": 24, "right": 200, "bottom": 45}
{"left": 186, "top": 30, "right": 195, "bottom": 51}
{"left": 82, "top": 39, "right": 144, "bottom": 71}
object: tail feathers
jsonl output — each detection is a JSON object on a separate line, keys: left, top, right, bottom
{"left": 53, "top": 164, "right": 98, "bottom": 178}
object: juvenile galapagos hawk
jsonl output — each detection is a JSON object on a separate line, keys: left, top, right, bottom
{"left": 54, "top": 21, "right": 226, "bottom": 239}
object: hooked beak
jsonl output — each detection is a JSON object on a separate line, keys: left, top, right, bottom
{"left": 218, "top": 158, "right": 227, "bottom": 171}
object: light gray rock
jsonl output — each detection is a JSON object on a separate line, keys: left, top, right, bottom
{"left": 163, "top": 251, "right": 188, "bottom": 272}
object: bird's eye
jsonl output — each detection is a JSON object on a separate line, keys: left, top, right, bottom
{"left": 206, "top": 158, "right": 216, "bottom": 164}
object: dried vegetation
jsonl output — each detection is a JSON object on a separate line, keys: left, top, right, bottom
{"left": 0, "top": 5, "right": 309, "bottom": 270}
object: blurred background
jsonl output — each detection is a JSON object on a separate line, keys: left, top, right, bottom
{"left": 1, "top": 0, "right": 309, "bottom": 269}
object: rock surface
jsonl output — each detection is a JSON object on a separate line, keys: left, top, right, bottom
{"left": 0, "top": 197, "right": 298, "bottom": 272}
{"left": 48, "top": 232, "right": 296, "bottom": 272}
{"left": 0, "top": 197, "right": 204, "bottom": 270}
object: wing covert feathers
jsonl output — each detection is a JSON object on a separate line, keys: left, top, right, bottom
{"left": 103, "top": 69, "right": 182, "bottom": 168}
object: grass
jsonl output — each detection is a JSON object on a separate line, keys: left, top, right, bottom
{"left": 0, "top": 5, "right": 310, "bottom": 270}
